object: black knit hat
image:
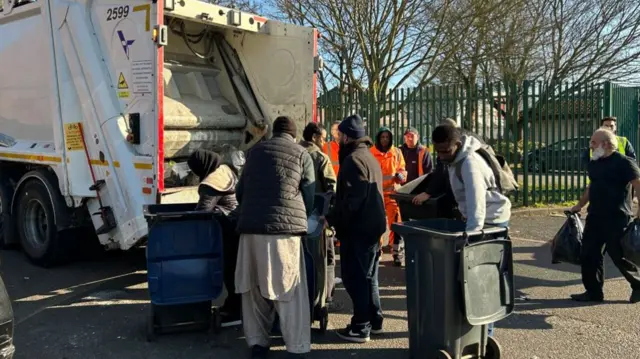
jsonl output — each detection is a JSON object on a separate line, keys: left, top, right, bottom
{"left": 338, "top": 114, "right": 366, "bottom": 139}
{"left": 273, "top": 116, "right": 297, "bottom": 138}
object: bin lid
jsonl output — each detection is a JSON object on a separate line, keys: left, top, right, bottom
{"left": 392, "top": 219, "right": 507, "bottom": 238}
{"left": 461, "top": 239, "right": 515, "bottom": 325}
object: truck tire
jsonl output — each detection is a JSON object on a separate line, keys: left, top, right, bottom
{"left": 0, "top": 180, "right": 16, "bottom": 248}
{"left": 15, "top": 179, "right": 70, "bottom": 267}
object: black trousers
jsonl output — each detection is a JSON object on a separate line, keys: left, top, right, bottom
{"left": 340, "top": 239, "right": 383, "bottom": 329}
{"left": 581, "top": 214, "right": 640, "bottom": 296}
{"left": 215, "top": 213, "right": 242, "bottom": 314}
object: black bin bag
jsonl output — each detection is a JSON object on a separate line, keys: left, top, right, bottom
{"left": 551, "top": 211, "right": 583, "bottom": 265}
{"left": 621, "top": 219, "right": 640, "bottom": 268}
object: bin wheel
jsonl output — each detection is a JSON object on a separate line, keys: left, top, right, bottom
{"left": 485, "top": 336, "right": 502, "bottom": 359}
{"left": 319, "top": 307, "right": 329, "bottom": 333}
{"left": 146, "top": 306, "right": 157, "bottom": 342}
{"left": 436, "top": 350, "right": 452, "bottom": 359}
{"left": 211, "top": 307, "right": 222, "bottom": 334}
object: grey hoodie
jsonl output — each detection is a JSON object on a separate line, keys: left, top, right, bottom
{"left": 448, "top": 135, "right": 511, "bottom": 231}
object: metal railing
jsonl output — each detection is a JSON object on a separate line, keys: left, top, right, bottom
{"left": 317, "top": 81, "right": 640, "bottom": 206}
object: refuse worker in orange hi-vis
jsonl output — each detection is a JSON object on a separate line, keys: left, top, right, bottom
{"left": 323, "top": 121, "right": 341, "bottom": 176}
{"left": 370, "top": 126, "right": 407, "bottom": 267}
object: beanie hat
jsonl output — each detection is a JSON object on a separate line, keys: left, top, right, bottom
{"left": 338, "top": 114, "right": 366, "bottom": 139}
{"left": 272, "top": 116, "right": 297, "bottom": 138}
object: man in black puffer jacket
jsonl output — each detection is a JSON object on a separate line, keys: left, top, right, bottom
{"left": 326, "top": 114, "right": 386, "bottom": 344}
{"left": 234, "top": 116, "right": 316, "bottom": 358}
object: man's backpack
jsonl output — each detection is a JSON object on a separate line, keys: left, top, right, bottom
{"left": 454, "top": 145, "right": 519, "bottom": 195}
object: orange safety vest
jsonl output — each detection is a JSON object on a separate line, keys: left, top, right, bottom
{"left": 323, "top": 141, "right": 340, "bottom": 176}
{"left": 371, "top": 146, "right": 407, "bottom": 194}
{"left": 416, "top": 146, "right": 429, "bottom": 177}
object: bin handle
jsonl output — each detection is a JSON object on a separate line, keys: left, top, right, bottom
{"left": 462, "top": 230, "right": 486, "bottom": 246}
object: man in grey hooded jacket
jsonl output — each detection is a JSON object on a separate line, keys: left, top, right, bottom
{"left": 431, "top": 125, "right": 511, "bottom": 231}
{"left": 431, "top": 124, "right": 511, "bottom": 338}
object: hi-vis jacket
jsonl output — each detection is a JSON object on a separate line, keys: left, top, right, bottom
{"left": 371, "top": 127, "right": 407, "bottom": 194}
{"left": 323, "top": 140, "right": 340, "bottom": 176}
{"left": 400, "top": 144, "right": 433, "bottom": 180}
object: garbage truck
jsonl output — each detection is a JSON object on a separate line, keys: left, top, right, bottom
{"left": 0, "top": 0, "right": 321, "bottom": 266}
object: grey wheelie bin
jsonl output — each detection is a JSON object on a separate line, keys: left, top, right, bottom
{"left": 392, "top": 219, "right": 514, "bottom": 359}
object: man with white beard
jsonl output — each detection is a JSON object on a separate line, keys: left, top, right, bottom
{"left": 570, "top": 128, "right": 640, "bottom": 304}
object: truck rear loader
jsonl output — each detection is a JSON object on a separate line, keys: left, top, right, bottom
{"left": 0, "top": 0, "right": 321, "bottom": 266}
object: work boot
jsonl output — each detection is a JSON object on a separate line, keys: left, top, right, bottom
{"left": 251, "top": 345, "right": 269, "bottom": 359}
{"left": 570, "top": 292, "right": 604, "bottom": 303}
{"left": 630, "top": 290, "right": 640, "bottom": 304}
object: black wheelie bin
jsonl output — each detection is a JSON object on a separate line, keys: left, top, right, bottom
{"left": 392, "top": 219, "right": 514, "bottom": 359}
{"left": 273, "top": 192, "right": 333, "bottom": 335}
{"left": 390, "top": 173, "right": 460, "bottom": 221}
{"left": 305, "top": 192, "right": 333, "bottom": 333}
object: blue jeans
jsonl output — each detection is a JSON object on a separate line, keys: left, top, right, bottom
{"left": 485, "top": 221, "right": 509, "bottom": 337}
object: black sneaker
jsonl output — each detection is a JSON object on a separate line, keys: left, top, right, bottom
{"left": 370, "top": 324, "right": 384, "bottom": 335}
{"left": 251, "top": 345, "right": 269, "bottom": 359}
{"left": 630, "top": 290, "right": 640, "bottom": 304}
{"left": 570, "top": 292, "right": 604, "bottom": 302}
{"left": 220, "top": 310, "right": 242, "bottom": 327}
{"left": 336, "top": 325, "right": 370, "bottom": 343}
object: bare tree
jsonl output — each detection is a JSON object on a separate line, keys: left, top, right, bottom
{"left": 270, "top": 0, "right": 478, "bottom": 102}
{"left": 210, "top": 0, "right": 262, "bottom": 13}
{"left": 541, "top": 0, "right": 640, "bottom": 83}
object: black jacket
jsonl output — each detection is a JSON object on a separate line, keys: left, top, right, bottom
{"left": 326, "top": 137, "right": 386, "bottom": 243}
{"left": 236, "top": 133, "right": 315, "bottom": 235}
{"left": 195, "top": 164, "right": 240, "bottom": 215}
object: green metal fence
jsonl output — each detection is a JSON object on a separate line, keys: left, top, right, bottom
{"left": 317, "top": 81, "right": 640, "bottom": 206}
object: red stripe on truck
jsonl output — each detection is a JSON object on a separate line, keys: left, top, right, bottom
{"left": 157, "top": 0, "right": 165, "bottom": 194}
{"left": 312, "top": 29, "right": 318, "bottom": 123}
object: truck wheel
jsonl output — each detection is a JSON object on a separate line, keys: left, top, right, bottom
{"left": 15, "top": 180, "right": 68, "bottom": 267}
{"left": 0, "top": 180, "right": 16, "bottom": 248}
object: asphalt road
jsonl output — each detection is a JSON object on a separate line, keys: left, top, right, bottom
{"left": 2, "top": 214, "right": 640, "bottom": 359}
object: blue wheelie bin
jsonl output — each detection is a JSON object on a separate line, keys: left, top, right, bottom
{"left": 392, "top": 219, "right": 514, "bottom": 359}
{"left": 143, "top": 204, "right": 224, "bottom": 342}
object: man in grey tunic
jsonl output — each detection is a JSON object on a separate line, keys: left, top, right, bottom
{"left": 235, "top": 116, "right": 316, "bottom": 358}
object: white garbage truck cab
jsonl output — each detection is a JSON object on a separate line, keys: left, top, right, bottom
{"left": 0, "top": 0, "right": 320, "bottom": 266}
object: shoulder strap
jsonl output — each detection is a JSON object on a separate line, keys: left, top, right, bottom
{"left": 475, "top": 147, "right": 503, "bottom": 192}
{"left": 455, "top": 161, "right": 464, "bottom": 183}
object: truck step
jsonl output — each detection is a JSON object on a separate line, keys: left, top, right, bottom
{"left": 94, "top": 206, "right": 117, "bottom": 235}
{"left": 89, "top": 180, "right": 106, "bottom": 192}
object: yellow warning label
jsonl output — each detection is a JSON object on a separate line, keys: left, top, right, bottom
{"left": 64, "top": 123, "right": 84, "bottom": 151}
{"left": 118, "top": 91, "right": 130, "bottom": 98}
{"left": 118, "top": 73, "right": 129, "bottom": 90}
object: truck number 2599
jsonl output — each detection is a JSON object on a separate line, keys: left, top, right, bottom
{"left": 106, "top": 6, "right": 130, "bottom": 21}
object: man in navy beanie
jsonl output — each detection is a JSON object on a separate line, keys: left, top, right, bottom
{"left": 326, "top": 114, "right": 387, "bottom": 343}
